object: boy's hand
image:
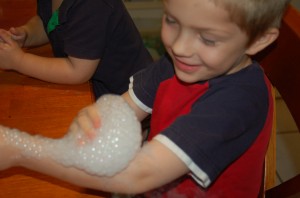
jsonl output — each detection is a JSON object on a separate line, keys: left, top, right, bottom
{"left": 9, "top": 27, "right": 27, "bottom": 48}
{"left": 0, "top": 29, "right": 24, "bottom": 70}
{"left": 70, "top": 103, "right": 101, "bottom": 145}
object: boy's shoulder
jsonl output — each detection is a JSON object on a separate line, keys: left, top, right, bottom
{"left": 210, "top": 61, "right": 265, "bottom": 86}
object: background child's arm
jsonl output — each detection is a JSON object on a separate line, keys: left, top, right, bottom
{"left": 0, "top": 30, "right": 98, "bottom": 84}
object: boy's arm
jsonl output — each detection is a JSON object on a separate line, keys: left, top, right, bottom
{"left": 122, "top": 92, "right": 150, "bottom": 122}
{"left": 26, "top": 139, "right": 188, "bottom": 194}
{"left": 0, "top": 30, "right": 98, "bottom": 84}
{"left": 0, "top": 92, "right": 189, "bottom": 195}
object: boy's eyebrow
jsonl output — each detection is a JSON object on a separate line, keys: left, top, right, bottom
{"left": 191, "top": 26, "right": 233, "bottom": 37}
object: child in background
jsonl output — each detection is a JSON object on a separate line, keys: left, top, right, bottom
{"left": 0, "top": 0, "right": 291, "bottom": 197}
{"left": 0, "top": 0, "right": 153, "bottom": 98}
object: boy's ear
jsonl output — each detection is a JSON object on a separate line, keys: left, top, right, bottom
{"left": 245, "top": 28, "right": 279, "bottom": 55}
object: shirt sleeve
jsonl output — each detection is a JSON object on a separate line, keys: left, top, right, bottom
{"left": 129, "top": 55, "right": 174, "bottom": 112}
{"left": 58, "top": 0, "right": 113, "bottom": 59}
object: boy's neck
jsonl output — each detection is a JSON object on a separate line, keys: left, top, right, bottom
{"left": 227, "top": 55, "right": 252, "bottom": 75}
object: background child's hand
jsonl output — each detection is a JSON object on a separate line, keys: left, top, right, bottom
{"left": 9, "top": 26, "right": 27, "bottom": 48}
{"left": 70, "top": 103, "right": 101, "bottom": 145}
{"left": 0, "top": 29, "right": 25, "bottom": 70}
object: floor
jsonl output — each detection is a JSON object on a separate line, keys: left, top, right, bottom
{"left": 274, "top": 90, "right": 300, "bottom": 186}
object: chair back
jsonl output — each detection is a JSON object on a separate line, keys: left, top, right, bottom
{"left": 255, "top": 5, "right": 300, "bottom": 197}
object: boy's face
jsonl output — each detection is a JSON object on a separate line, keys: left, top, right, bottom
{"left": 161, "top": 0, "right": 252, "bottom": 83}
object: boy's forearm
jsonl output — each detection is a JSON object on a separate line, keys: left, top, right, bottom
{"left": 1, "top": 127, "right": 188, "bottom": 195}
{"left": 16, "top": 139, "right": 184, "bottom": 195}
{"left": 13, "top": 53, "right": 94, "bottom": 84}
{"left": 13, "top": 53, "right": 74, "bottom": 84}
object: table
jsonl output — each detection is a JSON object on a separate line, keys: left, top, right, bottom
{"left": 0, "top": 49, "right": 110, "bottom": 197}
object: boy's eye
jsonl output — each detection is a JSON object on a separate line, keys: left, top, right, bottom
{"left": 201, "top": 37, "right": 216, "bottom": 46}
{"left": 165, "top": 15, "right": 176, "bottom": 24}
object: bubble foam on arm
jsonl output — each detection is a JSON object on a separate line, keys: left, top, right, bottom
{"left": 0, "top": 94, "right": 142, "bottom": 176}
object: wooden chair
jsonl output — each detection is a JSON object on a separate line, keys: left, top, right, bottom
{"left": 254, "top": 4, "right": 300, "bottom": 198}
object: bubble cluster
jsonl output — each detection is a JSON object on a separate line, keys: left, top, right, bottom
{"left": 1, "top": 94, "right": 142, "bottom": 176}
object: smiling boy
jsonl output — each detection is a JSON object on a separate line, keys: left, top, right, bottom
{"left": 0, "top": 0, "right": 291, "bottom": 197}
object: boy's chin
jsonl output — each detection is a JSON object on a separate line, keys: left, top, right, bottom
{"left": 175, "top": 71, "right": 202, "bottom": 84}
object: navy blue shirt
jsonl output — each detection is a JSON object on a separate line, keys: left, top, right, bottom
{"left": 37, "top": 0, "right": 153, "bottom": 98}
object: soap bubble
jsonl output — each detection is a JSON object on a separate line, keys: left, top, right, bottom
{"left": 1, "top": 94, "right": 142, "bottom": 176}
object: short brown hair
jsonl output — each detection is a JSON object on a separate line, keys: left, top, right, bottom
{"left": 212, "top": 0, "right": 291, "bottom": 45}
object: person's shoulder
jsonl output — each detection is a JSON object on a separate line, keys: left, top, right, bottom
{"left": 206, "top": 61, "right": 269, "bottom": 105}
{"left": 210, "top": 61, "right": 264, "bottom": 85}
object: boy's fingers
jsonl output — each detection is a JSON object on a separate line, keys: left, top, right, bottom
{"left": 9, "top": 27, "right": 17, "bottom": 32}
{"left": 88, "top": 107, "right": 101, "bottom": 129}
{"left": 74, "top": 115, "right": 94, "bottom": 146}
{"left": 0, "top": 31, "right": 5, "bottom": 43}
{"left": 0, "top": 30, "right": 13, "bottom": 44}
{"left": 9, "top": 27, "right": 24, "bottom": 39}
{"left": 77, "top": 110, "right": 94, "bottom": 132}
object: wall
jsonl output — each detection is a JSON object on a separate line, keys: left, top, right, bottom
{"left": 291, "top": 0, "right": 300, "bottom": 10}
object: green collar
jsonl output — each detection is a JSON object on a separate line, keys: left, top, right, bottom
{"left": 47, "top": 9, "right": 59, "bottom": 33}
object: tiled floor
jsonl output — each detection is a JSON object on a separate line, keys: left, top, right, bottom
{"left": 275, "top": 89, "right": 300, "bottom": 186}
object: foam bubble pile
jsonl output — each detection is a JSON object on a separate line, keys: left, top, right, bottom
{"left": 0, "top": 94, "right": 142, "bottom": 176}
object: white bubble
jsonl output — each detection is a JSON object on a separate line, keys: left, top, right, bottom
{"left": 1, "top": 94, "right": 142, "bottom": 176}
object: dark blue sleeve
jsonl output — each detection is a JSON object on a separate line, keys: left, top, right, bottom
{"left": 37, "top": 0, "right": 52, "bottom": 30}
{"left": 57, "top": 0, "right": 112, "bottom": 59}
{"left": 131, "top": 54, "right": 174, "bottom": 109}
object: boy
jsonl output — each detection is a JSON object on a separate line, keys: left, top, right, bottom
{"left": 0, "top": 0, "right": 291, "bottom": 197}
{"left": 0, "top": 0, "right": 152, "bottom": 98}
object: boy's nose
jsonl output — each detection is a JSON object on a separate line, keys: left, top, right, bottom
{"left": 171, "top": 31, "right": 194, "bottom": 57}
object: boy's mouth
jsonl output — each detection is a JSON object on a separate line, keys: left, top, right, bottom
{"left": 174, "top": 58, "right": 200, "bottom": 73}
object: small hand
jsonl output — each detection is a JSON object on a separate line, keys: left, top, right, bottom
{"left": 70, "top": 103, "right": 101, "bottom": 145}
{"left": 0, "top": 29, "right": 25, "bottom": 70}
{"left": 9, "top": 26, "right": 27, "bottom": 47}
